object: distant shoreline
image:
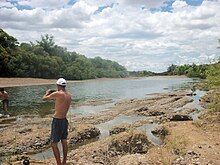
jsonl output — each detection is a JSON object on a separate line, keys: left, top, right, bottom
{"left": 148, "top": 75, "right": 188, "bottom": 78}
{"left": 0, "top": 75, "right": 188, "bottom": 88}
{"left": 0, "top": 78, "right": 79, "bottom": 88}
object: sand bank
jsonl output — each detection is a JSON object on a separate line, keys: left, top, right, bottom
{"left": 0, "top": 78, "right": 78, "bottom": 87}
{"left": 0, "top": 76, "right": 188, "bottom": 88}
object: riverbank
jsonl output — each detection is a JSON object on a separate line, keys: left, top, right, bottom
{"left": 0, "top": 76, "right": 188, "bottom": 87}
{"left": 0, "top": 78, "right": 78, "bottom": 87}
{"left": 1, "top": 86, "right": 219, "bottom": 164}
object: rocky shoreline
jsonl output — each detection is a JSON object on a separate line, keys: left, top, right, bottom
{"left": 0, "top": 89, "right": 220, "bottom": 164}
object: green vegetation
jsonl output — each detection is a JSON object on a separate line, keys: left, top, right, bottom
{"left": 166, "top": 63, "right": 207, "bottom": 78}
{"left": 205, "top": 61, "right": 220, "bottom": 88}
{"left": 202, "top": 39, "right": 220, "bottom": 113}
{"left": 204, "top": 39, "right": 220, "bottom": 88}
{"left": 129, "top": 70, "right": 156, "bottom": 77}
{"left": 129, "top": 63, "right": 207, "bottom": 78}
{"left": 0, "top": 28, "right": 128, "bottom": 80}
{"left": 1, "top": 28, "right": 220, "bottom": 82}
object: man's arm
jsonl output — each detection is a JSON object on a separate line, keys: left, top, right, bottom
{"left": 42, "top": 90, "right": 58, "bottom": 101}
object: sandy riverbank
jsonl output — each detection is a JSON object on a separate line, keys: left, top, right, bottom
{"left": 0, "top": 76, "right": 188, "bottom": 88}
{"left": 0, "top": 78, "right": 78, "bottom": 88}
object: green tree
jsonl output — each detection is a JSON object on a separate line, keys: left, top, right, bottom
{"left": 0, "top": 28, "right": 129, "bottom": 79}
{"left": 36, "top": 34, "right": 55, "bottom": 55}
{"left": 0, "top": 28, "right": 19, "bottom": 76}
{"left": 167, "top": 64, "right": 177, "bottom": 75}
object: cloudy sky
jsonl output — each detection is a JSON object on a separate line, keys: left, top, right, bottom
{"left": 0, "top": 0, "right": 220, "bottom": 72}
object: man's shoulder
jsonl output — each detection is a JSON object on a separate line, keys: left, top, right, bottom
{"left": 58, "top": 91, "right": 71, "bottom": 96}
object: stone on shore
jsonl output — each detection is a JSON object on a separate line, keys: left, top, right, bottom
{"left": 67, "top": 129, "right": 151, "bottom": 164}
{"left": 109, "top": 130, "right": 150, "bottom": 155}
{"left": 117, "top": 154, "right": 148, "bottom": 165}
{"left": 168, "top": 113, "right": 193, "bottom": 121}
{"left": 69, "top": 124, "right": 100, "bottom": 145}
{"left": 109, "top": 123, "right": 131, "bottom": 135}
{"left": 151, "top": 125, "right": 169, "bottom": 137}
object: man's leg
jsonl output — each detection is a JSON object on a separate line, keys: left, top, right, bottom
{"left": 3, "top": 101, "right": 7, "bottom": 111}
{"left": 61, "top": 139, "right": 68, "bottom": 165}
{"left": 51, "top": 142, "right": 62, "bottom": 165}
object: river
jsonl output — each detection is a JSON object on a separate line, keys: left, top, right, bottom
{"left": 5, "top": 77, "right": 197, "bottom": 117}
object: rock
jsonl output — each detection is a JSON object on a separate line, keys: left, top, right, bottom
{"left": 135, "top": 106, "right": 148, "bottom": 112}
{"left": 149, "top": 120, "right": 154, "bottom": 124}
{"left": 109, "top": 130, "right": 150, "bottom": 155}
{"left": 168, "top": 114, "right": 193, "bottom": 121}
{"left": 151, "top": 125, "right": 168, "bottom": 137}
{"left": 109, "top": 123, "right": 131, "bottom": 135}
{"left": 180, "top": 108, "right": 198, "bottom": 114}
{"left": 18, "top": 128, "right": 32, "bottom": 134}
{"left": 0, "top": 117, "right": 16, "bottom": 124}
{"left": 148, "top": 111, "right": 165, "bottom": 116}
{"left": 170, "top": 97, "right": 194, "bottom": 108}
{"left": 0, "top": 123, "right": 12, "bottom": 128}
{"left": 117, "top": 154, "right": 148, "bottom": 165}
{"left": 69, "top": 124, "right": 100, "bottom": 145}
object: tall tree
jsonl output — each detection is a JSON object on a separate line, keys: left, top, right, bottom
{"left": 36, "top": 34, "right": 55, "bottom": 55}
{"left": 0, "top": 28, "right": 19, "bottom": 76}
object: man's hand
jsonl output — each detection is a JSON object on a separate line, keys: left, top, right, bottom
{"left": 45, "top": 89, "right": 51, "bottom": 96}
{"left": 43, "top": 89, "right": 57, "bottom": 101}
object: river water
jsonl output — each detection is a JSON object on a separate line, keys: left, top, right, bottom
{"left": 5, "top": 77, "right": 197, "bottom": 117}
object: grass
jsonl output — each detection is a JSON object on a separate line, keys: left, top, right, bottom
{"left": 147, "top": 135, "right": 187, "bottom": 164}
{"left": 167, "top": 136, "right": 187, "bottom": 155}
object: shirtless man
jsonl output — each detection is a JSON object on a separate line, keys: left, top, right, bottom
{"left": 42, "top": 78, "right": 71, "bottom": 165}
{"left": 0, "top": 88, "right": 9, "bottom": 112}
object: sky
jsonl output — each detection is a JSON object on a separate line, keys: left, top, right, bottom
{"left": 0, "top": 0, "right": 220, "bottom": 72}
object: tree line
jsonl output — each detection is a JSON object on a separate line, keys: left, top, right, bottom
{"left": 129, "top": 63, "right": 207, "bottom": 78}
{"left": 0, "top": 28, "right": 128, "bottom": 80}
{"left": 1, "top": 28, "right": 219, "bottom": 81}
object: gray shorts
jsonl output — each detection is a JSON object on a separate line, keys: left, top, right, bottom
{"left": 51, "top": 118, "right": 68, "bottom": 143}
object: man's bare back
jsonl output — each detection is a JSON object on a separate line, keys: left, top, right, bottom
{"left": 54, "top": 90, "right": 71, "bottom": 118}
{"left": 43, "top": 89, "right": 71, "bottom": 118}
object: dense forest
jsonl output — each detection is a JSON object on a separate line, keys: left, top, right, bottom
{"left": 0, "top": 28, "right": 219, "bottom": 81}
{"left": 0, "top": 28, "right": 128, "bottom": 80}
{"left": 129, "top": 63, "right": 207, "bottom": 78}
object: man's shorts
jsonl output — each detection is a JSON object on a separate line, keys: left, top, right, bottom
{"left": 51, "top": 118, "right": 68, "bottom": 143}
{"left": 2, "top": 99, "right": 9, "bottom": 106}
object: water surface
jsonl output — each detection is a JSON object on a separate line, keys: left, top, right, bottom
{"left": 4, "top": 77, "right": 195, "bottom": 116}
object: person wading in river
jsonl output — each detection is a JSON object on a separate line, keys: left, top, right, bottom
{"left": 42, "top": 78, "right": 71, "bottom": 165}
{"left": 0, "top": 88, "right": 9, "bottom": 112}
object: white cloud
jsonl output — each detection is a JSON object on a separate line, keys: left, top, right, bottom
{"left": 18, "top": 0, "right": 69, "bottom": 9}
{"left": 0, "top": 1, "right": 13, "bottom": 8}
{"left": 118, "top": 0, "right": 168, "bottom": 8}
{"left": 0, "top": 0, "right": 220, "bottom": 72}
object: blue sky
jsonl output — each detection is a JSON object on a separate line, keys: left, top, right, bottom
{"left": 0, "top": 0, "right": 219, "bottom": 72}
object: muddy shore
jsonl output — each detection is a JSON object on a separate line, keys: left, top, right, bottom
{"left": 0, "top": 78, "right": 219, "bottom": 164}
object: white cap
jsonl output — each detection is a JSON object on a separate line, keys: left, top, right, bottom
{"left": 56, "top": 78, "right": 67, "bottom": 87}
